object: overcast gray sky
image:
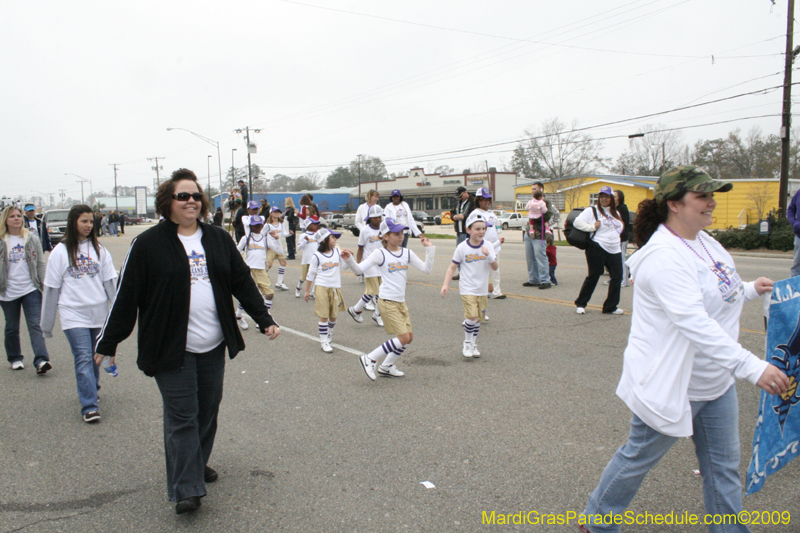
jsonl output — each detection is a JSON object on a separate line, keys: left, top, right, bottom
{"left": 0, "top": 0, "right": 793, "bottom": 201}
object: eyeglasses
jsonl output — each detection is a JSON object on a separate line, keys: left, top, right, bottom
{"left": 172, "top": 192, "right": 204, "bottom": 202}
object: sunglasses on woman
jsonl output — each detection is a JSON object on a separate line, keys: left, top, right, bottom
{"left": 172, "top": 192, "right": 204, "bottom": 202}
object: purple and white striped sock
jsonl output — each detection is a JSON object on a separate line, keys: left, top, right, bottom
{"left": 471, "top": 321, "right": 481, "bottom": 343}
{"left": 353, "top": 293, "right": 371, "bottom": 313}
{"left": 382, "top": 337, "right": 407, "bottom": 368}
{"left": 327, "top": 320, "right": 336, "bottom": 340}
{"left": 278, "top": 267, "right": 285, "bottom": 285}
{"left": 318, "top": 321, "right": 328, "bottom": 342}
{"left": 464, "top": 319, "right": 478, "bottom": 343}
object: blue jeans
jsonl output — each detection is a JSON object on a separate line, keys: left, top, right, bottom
{"left": 583, "top": 385, "right": 748, "bottom": 533}
{"left": 0, "top": 290, "right": 49, "bottom": 366}
{"left": 549, "top": 265, "right": 557, "bottom": 285}
{"left": 792, "top": 236, "right": 800, "bottom": 277}
{"left": 524, "top": 232, "right": 550, "bottom": 284}
{"left": 154, "top": 344, "right": 226, "bottom": 502}
{"left": 63, "top": 328, "right": 101, "bottom": 415}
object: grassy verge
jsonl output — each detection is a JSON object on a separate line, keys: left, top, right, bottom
{"left": 424, "top": 233, "right": 457, "bottom": 240}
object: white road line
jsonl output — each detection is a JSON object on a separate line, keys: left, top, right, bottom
{"left": 279, "top": 325, "right": 365, "bottom": 356}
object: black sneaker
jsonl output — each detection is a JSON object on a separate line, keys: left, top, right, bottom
{"left": 83, "top": 411, "right": 101, "bottom": 423}
{"left": 36, "top": 361, "right": 52, "bottom": 375}
{"left": 176, "top": 496, "right": 202, "bottom": 514}
{"left": 522, "top": 282, "right": 540, "bottom": 287}
{"left": 538, "top": 283, "right": 552, "bottom": 290}
{"left": 204, "top": 466, "right": 218, "bottom": 483}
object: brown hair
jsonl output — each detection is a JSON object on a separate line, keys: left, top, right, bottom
{"left": 64, "top": 205, "right": 101, "bottom": 267}
{"left": 155, "top": 168, "right": 209, "bottom": 221}
{"left": 633, "top": 190, "right": 688, "bottom": 247}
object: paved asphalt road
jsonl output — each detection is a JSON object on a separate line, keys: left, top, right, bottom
{"left": 1, "top": 223, "right": 797, "bottom": 532}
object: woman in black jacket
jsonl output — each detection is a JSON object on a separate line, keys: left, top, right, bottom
{"left": 94, "top": 169, "right": 279, "bottom": 514}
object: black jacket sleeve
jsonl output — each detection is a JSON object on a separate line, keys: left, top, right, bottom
{"left": 96, "top": 237, "right": 144, "bottom": 356}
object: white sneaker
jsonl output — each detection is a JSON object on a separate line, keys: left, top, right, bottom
{"left": 603, "top": 279, "right": 611, "bottom": 285}
{"left": 321, "top": 341, "right": 333, "bottom": 353}
{"left": 11, "top": 360, "right": 24, "bottom": 370}
{"left": 576, "top": 307, "right": 586, "bottom": 315}
{"left": 471, "top": 343, "right": 481, "bottom": 357}
{"left": 364, "top": 301, "right": 375, "bottom": 311}
{"left": 377, "top": 364, "right": 404, "bottom": 377}
{"left": 608, "top": 308, "right": 625, "bottom": 315}
{"left": 295, "top": 287, "right": 301, "bottom": 298}
{"left": 372, "top": 314, "right": 383, "bottom": 327}
{"left": 347, "top": 306, "right": 364, "bottom": 323}
{"left": 276, "top": 283, "right": 289, "bottom": 291}
{"left": 309, "top": 292, "right": 316, "bottom": 299}
{"left": 237, "top": 316, "right": 249, "bottom": 330}
{"left": 359, "top": 355, "right": 376, "bottom": 380}
{"left": 462, "top": 341, "right": 473, "bottom": 358}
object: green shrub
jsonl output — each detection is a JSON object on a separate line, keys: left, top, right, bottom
{"left": 710, "top": 215, "right": 794, "bottom": 251}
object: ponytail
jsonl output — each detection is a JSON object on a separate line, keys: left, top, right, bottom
{"left": 634, "top": 189, "right": 687, "bottom": 246}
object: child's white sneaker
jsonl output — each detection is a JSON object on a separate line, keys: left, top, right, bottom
{"left": 321, "top": 341, "right": 333, "bottom": 353}
{"left": 377, "top": 364, "right": 404, "bottom": 378}
{"left": 462, "top": 341, "right": 473, "bottom": 358}
{"left": 237, "top": 316, "right": 249, "bottom": 330}
{"left": 471, "top": 343, "right": 481, "bottom": 357}
{"left": 359, "top": 355, "right": 376, "bottom": 381}
{"left": 364, "top": 300, "right": 375, "bottom": 311}
{"left": 295, "top": 287, "right": 301, "bottom": 298}
{"left": 276, "top": 283, "right": 289, "bottom": 291}
{"left": 372, "top": 314, "right": 383, "bottom": 327}
{"left": 347, "top": 306, "right": 363, "bottom": 323}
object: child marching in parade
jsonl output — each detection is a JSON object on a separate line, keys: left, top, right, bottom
{"left": 347, "top": 205, "right": 385, "bottom": 327}
{"left": 295, "top": 215, "right": 320, "bottom": 298}
{"left": 304, "top": 228, "right": 351, "bottom": 353}
{"left": 266, "top": 207, "right": 290, "bottom": 291}
{"left": 441, "top": 211, "right": 498, "bottom": 358}
{"left": 349, "top": 218, "right": 435, "bottom": 380}
{"left": 236, "top": 215, "right": 274, "bottom": 329}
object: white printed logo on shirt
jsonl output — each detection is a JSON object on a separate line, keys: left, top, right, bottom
{"left": 67, "top": 253, "right": 102, "bottom": 279}
{"left": 188, "top": 250, "right": 210, "bottom": 284}
{"left": 8, "top": 243, "right": 25, "bottom": 264}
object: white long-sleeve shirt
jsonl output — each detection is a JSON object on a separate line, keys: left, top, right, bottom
{"left": 384, "top": 202, "right": 422, "bottom": 237}
{"left": 266, "top": 222, "right": 290, "bottom": 256}
{"left": 471, "top": 208, "right": 502, "bottom": 254}
{"left": 573, "top": 205, "right": 623, "bottom": 254}
{"left": 617, "top": 225, "right": 767, "bottom": 437}
{"left": 347, "top": 245, "right": 435, "bottom": 302}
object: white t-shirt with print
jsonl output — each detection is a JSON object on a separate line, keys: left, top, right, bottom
{"left": 44, "top": 240, "right": 117, "bottom": 329}
{"left": 178, "top": 228, "right": 224, "bottom": 354}
{"left": 266, "top": 222, "right": 288, "bottom": 256}
{"left": 357, "top": 224, "right": 383, "bottom": 278}
{"left": 451, "top": 239, "right": 496, "bottom": 296}
{"left": 1, "top": 235, "right": 36, "bottom": 301}
{"left": 238, "top": 233, "right": 268, "bottom": 269}
{"left": 353, "top": 246, "right": 435, "bottom": 302}
{"left": 298, "top": 232, "right": 317, "bottom": 266}
{"left": 307, "top": 248, "right": 343, "bottom": 288}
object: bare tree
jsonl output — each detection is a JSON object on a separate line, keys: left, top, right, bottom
{"left": 613, "top": 124, "right": 686, "bottom": 175}
{"left": 748, "top": 182, "right": 776, "bottom": 220}
{"left": 513, "top": 118, "right": 607, "bottom": 181}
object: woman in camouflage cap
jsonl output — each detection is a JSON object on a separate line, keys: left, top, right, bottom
{"left": 578, "top": 166, "right": 790, "bottom": 533}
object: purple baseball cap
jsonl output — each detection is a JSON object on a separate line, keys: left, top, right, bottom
{"left": 249, "top": 215, "right": 264, "bottom": 226}
{"left": 247, "top": 200, "right": 260, "bottom": 210}
{"left": 599, "top": 186, "right": 614, "bottom": 196}
{"left": 475, "top": 187, "right": 492, "bottom": 199}
{"left": 379, "top": 217, "right": 408, "bottom": 236}
{"left": 390, "top": 189, "right": 402, "bottom": 198}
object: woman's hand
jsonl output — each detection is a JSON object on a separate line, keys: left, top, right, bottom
{"left": 756, "top": 364, "right": 791, "bottom": 395}
{"left": 753, "top": 277, "right": 774, "bottom": 295}
{"left": 594, "top": 220, "right": 601, "bottom": 230}
{"left": 262, "top": 325, "right": 280, "bottom": 340}
{"left": 93, "top": 353, "right": 113, "bottom": 366}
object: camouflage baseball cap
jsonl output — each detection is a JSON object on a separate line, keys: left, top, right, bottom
{"left": 654, "top": 165, "right": 732, "bottom": 202}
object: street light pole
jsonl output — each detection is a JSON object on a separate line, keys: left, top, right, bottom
{"left": 65, "top": 173, "right": 92, "bottom": 204}
{"left": 166, "top": 127, "right": 223, "bottom": 208}
{"left": 207, "top": 155, "right": 213, "bottom": 205}
{"left": 234, "top": 127, "right": 262, "bottom": 199}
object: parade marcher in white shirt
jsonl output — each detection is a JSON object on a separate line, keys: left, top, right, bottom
{"left": 0, "top": 206, "right": 50, "bottom": 373}
{"left": 41, "top": 205, "right": 117, "bottom": 422}
{"left": 383, "top": 189, "right": 421, "bottom": 248}
{"left": 347, "top": 205, "right": 385, "bottom": 327}
{"left": 573, "top": 186, "right": 624, "bottom": 315}
{"left": 578, "top": 166, "right": 790, "bottom": 533}
{"left": 440, "top": 211, "right": 498, "bottom": 358}
{"left": 236, "top": 215, "right": 274, "bottom": 329}
{"left": 349, "top": 218, "right": 435, "bottom": 380}
{"left": 266, "top": 207, "right": 291, "bottom": 291}
{"left": 295, "top": 216, "right": 321, "bottom": 298}
{"left": 471, "top": 187, "right": 505, "bottom": 301}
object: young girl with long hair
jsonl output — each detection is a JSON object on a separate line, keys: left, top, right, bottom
{"left": 235, "top": 216, "right": 274, "bottom": 330}
{"left": 41, "top": 205, "right": 117, "bottom": 423}
{"left": 0, "top": 206, "right": 50, "bottom": 373}
{"left": 304, "top": 228, "right": 351, "bottom": 353}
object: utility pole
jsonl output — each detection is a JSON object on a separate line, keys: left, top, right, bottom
{"left": 148, "top": 156, "right": 165, "bottom": 191}
{"left": 234, "top": 127, "right": 262, "bottom": 197}
{"left": 357, "top": 154, "right": 363, "bottom": 202}
{"left": 58, "top": 190, "right": 66, "bottom": 208}
{"left": 110, "top": 163, "right": 120, "bottom": 212}
{"left": 779, "top": 0, "right": 796, "bottom": 217}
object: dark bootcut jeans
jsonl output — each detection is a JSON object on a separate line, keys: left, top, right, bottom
{"left": 286, "top": 234, "right": 296, "bottom": 259}
{"left": 574, "top": 240, "right": 622, "bottom": 313}
{"left": 154, "top": 343, "right": 226, "bottom": 502}
{"left": 0, "top": 289, "right": 49, "bottom": 366}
